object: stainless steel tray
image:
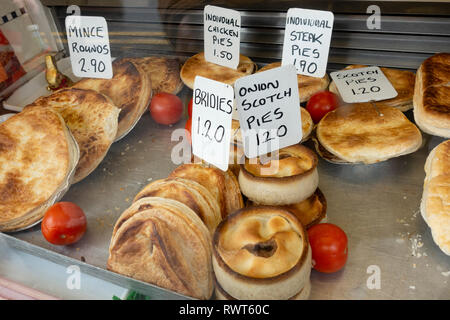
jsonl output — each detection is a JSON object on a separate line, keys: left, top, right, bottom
{"left": 3, "top": 86, "right": 450, "bottom": 299}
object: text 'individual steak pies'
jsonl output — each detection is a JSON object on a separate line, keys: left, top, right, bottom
{"left": 180, "top": 52, "right": 256, "bottom": 89}
{"left": 27, "top": 88, "right": 120, "bottom": 183}
{"left": 124, "top": 56, "right": 183, "bottom": 95}
{"left": 169, "top": 164, "right": 244, "bottom": 218}
{"left": 257, "top": 62, "right": 329, "bottom": 103}
{"left": 133, "top": 177, "right": 221, "bottom": 234}
{"left": 316, "top": 103, "right": 422, "bottom": 164}
{"left": 0, "top": 107, "right": 79, "bottom": 232}
{"left": 248, "top": 188, "right": 327, "bottom": 229}
{"left": 73, "top": 58, "right": 152, "bottom": 141}
{"left": 421, "top": 140, "right": 450, "bottom": 255}
{"left": 213, "top": 206, "right": 311, "bottom": 300}
{"left": 108, "top": 197, "right": 213, "bottom": 299}
{"left": 413, "top": 53, "right": 450, "bottom": 138}
{"left": 329, "top": 64, "right": 416, "bottom": 111}
{"left": 239, "top": 144, "right": 319, "bottom": 205}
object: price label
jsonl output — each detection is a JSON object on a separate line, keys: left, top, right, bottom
{"left": 330, "top": 66, "right": 398, "bottom": 103}
{"left": 65, "top": 16, "right": 113, "bottom": 79}
{"left": 204, "top": 5, "right": 241, "bottom": 69}
{"left": 281, "top": 8, "right": 334, "bottom": 78}
{"left": 235, "top": 65, "right": 302, "bottom": 158}
{"left": 192, "top": 76, "right": 234, "bottom": 171}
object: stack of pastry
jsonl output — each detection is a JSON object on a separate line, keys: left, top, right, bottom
{"left": 221, "top": 143, "right": 327, "bottom": 300}
{"left": 239, "top": 144, "right": 326, "bottom": 228}
{"left": 239, "top": 144, "right": 319, "bottom": 206}
{"left": 229, "top": 107, "right": 314, "bottom": 177}
{"left": 73, "top": 58, "right": 152, "bottom": 141}
{"left": 420, "top": 140, "right": 450, "bottom": 256}
{"left": 108, "top": 163, "right": 244, "bottom": 299}
{"left": 26, "top": 88, "right": 120, "bottom": 183}
{"left": 0, "top": 107, "right": 79, "bottom": 232}
{"left": 213, "top": 206, "right": 312, "bottom": 300}
{"left": 108, "top": 196, "right": 213, "bottom": 299}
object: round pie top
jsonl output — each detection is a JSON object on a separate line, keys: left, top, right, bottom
{"left": 258, "top": 62, "right": 330, "bottom": 102}
{"left": 180, "top": 52, "right": 255, "bottom": 89}
{"left": 215, "top": 207, "right": 306, "bottom": 278}
{"left": 243, "top": 144, "right": 317, "bottom": 178}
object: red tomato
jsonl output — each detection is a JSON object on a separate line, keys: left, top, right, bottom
{"left": 149, "top": 93, "right": 183, "bottom": 125}
{"left": 41, "top": 202, "right": 87, "bottom": 246}
{"left": 306, "top": 91, "right": 340, "bottom": 123}
{"left": 187, "top": 98, "right": 193, "bottom": 118}
{"left": 307, "top": 223, "right": 348, "bottom": 273}
{"left": 185, "top": 118, "right": 192, "bottom": 143}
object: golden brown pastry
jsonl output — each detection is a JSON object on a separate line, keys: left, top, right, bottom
{"left": 0, "top": 107, "right": 79, "bottom": 232}
{"left": 239, "top": 144, "right": 319, "bottom": 205}
{"left": 229, "top": 143, "right": 244, "bottom": 177}
{"left": 169, "top": 164, "right": 243, "bottom": 218}
{"left": 413, "top": 53, "right": 450, "bottom": 138}
{"left": 27, "top": 88, "right": 119, "bottom": 183}
{"left": 421, "top": 140, "right": 450, "bottom": 255}
{"left": 258, "top": 62, "right": 329, "bottom": 103}
{"left": 180, "top": 52, "right": 256, "bottom": 89}
{"left": 248, "top": 188, "right": 327, "bottom": 229}
{"left": 316, "top": 103, "right": 422, "bottom": 164}
{"left": 73, "top": 58, "right": 152, "bottom": 141}
{"left": 108, "top": 197, "right": 213, "bottom": 299}
{"left": 133, "top": 178, "right": 221, "bottom": 234}
{"left": 213, "top": 206, "right": 311, "bottom": 300}
{"left": 124, "top": 56, "right": 183, "bottom": 95}
{"left": 329, "top": 64, "right": 415, "bottom": 111}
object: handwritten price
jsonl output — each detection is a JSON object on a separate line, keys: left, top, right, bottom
{"left": 195, "top": 116, "right": 225, "bottom": 143}
{"left": 78, "top": 58, "right": 107, "bottom": 73}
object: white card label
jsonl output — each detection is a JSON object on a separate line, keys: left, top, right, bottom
{"left": 192, "top": 76, "right": 234, "bottom": 171}
{"left": 235, "top": 65, "right": 302, "bottom": 158}
{"left": 65, "top": 16, "right": 113, "bottom": 79}
{"left": 204, "top": 5, "right": 241, "bottom": 69}
{"left": 330, "top": 66, "right": 398, "bottom": 103}
{"left": 281, "top": 8, "right": 334, "bottom": 78}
